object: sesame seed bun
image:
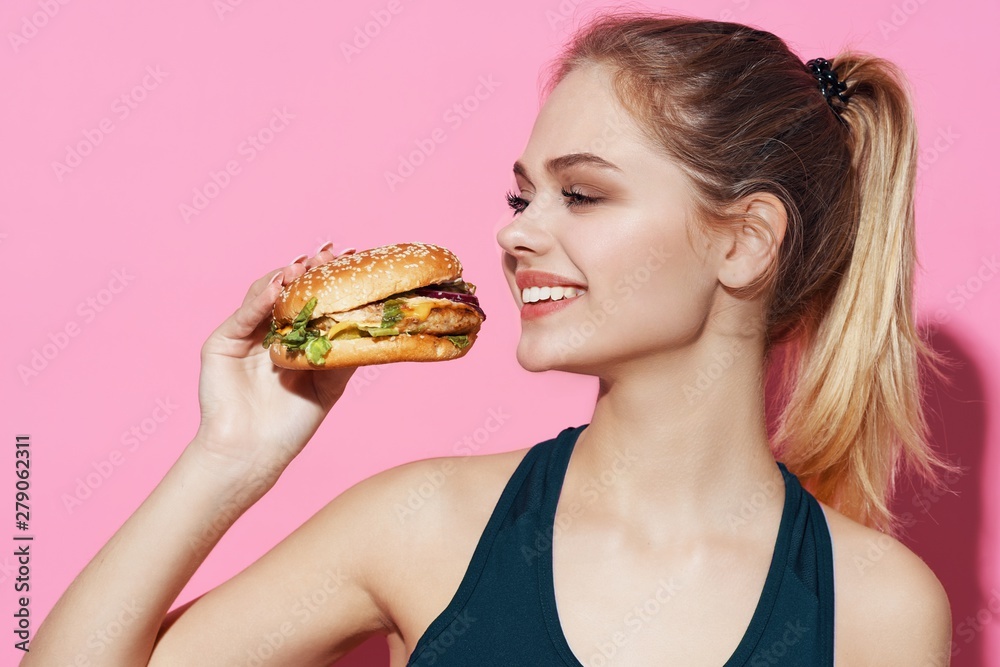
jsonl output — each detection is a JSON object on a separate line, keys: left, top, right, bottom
{"left": 267, "top": 242, "right": 481, "bottom": 369}
{"left": 273, "top": 242, "right": 464, "bottom": 323}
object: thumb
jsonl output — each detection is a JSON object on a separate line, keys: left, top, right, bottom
{"left": 218, "top": 270, "right": 284, "bottom": 343}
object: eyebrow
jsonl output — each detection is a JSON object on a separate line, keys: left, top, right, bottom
{"left": 512, "top": 152, "right": 623, "bottom": 182}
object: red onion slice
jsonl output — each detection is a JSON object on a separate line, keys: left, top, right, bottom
{"left": 409, "top": 287, "right": 486, "bottom": 320}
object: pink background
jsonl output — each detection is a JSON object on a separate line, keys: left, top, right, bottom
{"left": 2, "top": 0, "right": 997, "bottom": 664}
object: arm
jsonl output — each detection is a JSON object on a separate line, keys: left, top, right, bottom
{"left": 146, "top": 455, "right": 418, "bottom": 664}
{"left": 24, "top": 246, "right": 362, "bottom": 665}
{"left": 24, "top": 441, "right": 269, "bottom": 665}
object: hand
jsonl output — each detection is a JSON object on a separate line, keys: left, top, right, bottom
{"left": 191, "top": 244, "right": 359, "bottom": 489}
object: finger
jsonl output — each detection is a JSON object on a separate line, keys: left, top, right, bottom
{"left": 303, "top": 250, "right": 334, "bottom": 270}
{"left": 313, "top": 241, "right": 356, "bottom": 256}
{"left": 240, "top": 256, "right": 309, "bottom": 309}
{"left": 304, "top": 244, "right": 355, "bottom": 271}
{"left": 302, "top": 241, "right": 334, "bottom": 270}
{"left": 224, "top": 270, "right": 286, "bottom": 342}
{"left": 214, "top": 250, "right": 323, "bottom": 347}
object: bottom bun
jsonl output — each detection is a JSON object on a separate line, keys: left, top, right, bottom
{"left": 268, "top": 332, "right": 477, "bottom": 370}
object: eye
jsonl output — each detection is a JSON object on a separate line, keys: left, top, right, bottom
{"left": 561, "top": 187, "right": 602, "bottom": 207}
{"left": 505, "top": 187, "right": 603, "bottom": 216}
{"left": 505, "top": 190, "right": 528, "bottom": 215}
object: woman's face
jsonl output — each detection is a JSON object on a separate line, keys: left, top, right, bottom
{"left": 496, "top": 63, "right": 723, "bottom": 375}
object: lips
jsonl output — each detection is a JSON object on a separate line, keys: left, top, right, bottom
{"left": 514, "top": 269, "right": 587, "bottom": 291}
{"left": 512, "top": 270, "right": 588, "bottom": 323}
{"left": 518, "top": 290, "right": 585, "bottom": 320}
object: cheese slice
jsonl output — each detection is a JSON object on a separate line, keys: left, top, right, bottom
{"left": 404, "top": 301, "right": 436, "bottom": 322}
{"left": 325, "top": 321, "right": 360, "bottom": 339}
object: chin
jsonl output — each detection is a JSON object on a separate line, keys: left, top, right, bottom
{"left": 515, "top": 340, "right": 558, "bottom": 373}
{"left": 514, "top": 334, "right": 605, "bottom": 375}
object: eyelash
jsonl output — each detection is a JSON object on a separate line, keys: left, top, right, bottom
{"left": 505, "top": 188, "right": 601, "bottom": 215}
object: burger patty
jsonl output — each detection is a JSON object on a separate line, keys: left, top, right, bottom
{"left": 397, "top": 305, "right": 481, "bottom": 335}
{"left": 313, "top": 298, "right": 481, "bottom": 336}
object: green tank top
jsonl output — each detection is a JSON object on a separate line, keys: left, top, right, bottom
{"left": 406, "top": 424, "right": 835, "bottom": 665}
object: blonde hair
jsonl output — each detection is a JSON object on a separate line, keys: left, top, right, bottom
{"left": 544, "top": 9, "right": 960, "bottom": 535}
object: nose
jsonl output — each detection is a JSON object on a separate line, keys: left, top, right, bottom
{"left": 495, "top": 190, "right": 558, "bottom": 260}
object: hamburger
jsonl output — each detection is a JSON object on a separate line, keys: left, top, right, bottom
{"left": 263, "top": 242, "right": 485, "bottom": 369}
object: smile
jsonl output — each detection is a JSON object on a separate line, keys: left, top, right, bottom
{"left": 520, "top": 285, "right": 587, "bottom": 303}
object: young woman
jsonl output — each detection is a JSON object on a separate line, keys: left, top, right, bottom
{"left": 27, "top": 11, "right": 956, "bottom": 666}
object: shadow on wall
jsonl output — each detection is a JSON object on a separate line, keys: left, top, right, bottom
{"left": 763, "top": 322, "right": 989, "bottom": 666}
{"left": 894, "top": 324, "right": 987, "bottom": 667}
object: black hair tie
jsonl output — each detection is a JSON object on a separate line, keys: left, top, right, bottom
{"left": 806, "top": 57, "right": 849, "bottom": 124}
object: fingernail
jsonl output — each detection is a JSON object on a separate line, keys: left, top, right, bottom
{"left": 315, "top": 241, "right": 334, "bottom": 255}
{"left": 338, "top": 246, "right": 357, "bottom": 256}
{"left": 288, "top": 253, "right": 308, "bottom": 265}
{"left": 268, "top": 271, "right": 283, "bottom": 286}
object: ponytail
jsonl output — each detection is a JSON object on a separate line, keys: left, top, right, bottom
{"left": 769, "top": 53, "right": 961, "bottom": 535}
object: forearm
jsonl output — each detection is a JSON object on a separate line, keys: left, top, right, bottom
{"left": 25, "top": 439, "right": 271, "bottom": 665}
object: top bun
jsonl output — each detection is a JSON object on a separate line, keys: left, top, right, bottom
{"left": 273, "top": 242, "right": 464, "bottom": 323}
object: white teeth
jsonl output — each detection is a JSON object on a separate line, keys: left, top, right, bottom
{"left": 521, "top": 285, "right": 586, "bottom": 304}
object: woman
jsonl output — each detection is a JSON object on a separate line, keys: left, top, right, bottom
{"left": 27, "top": 11, "right": 956, "bottom": 666}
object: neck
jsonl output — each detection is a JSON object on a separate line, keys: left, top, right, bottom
{"left": 567, "top": 332, "right": 786, "bottom": 541}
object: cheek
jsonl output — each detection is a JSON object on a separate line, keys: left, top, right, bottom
{"left": 605, "top": 251, "right": 709, "bottom": 335}
{"left": 585, "top": 226, "right": 717, "bottom": 349}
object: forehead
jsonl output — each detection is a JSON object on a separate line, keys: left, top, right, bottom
{"left": 518, "top": 63, "right": 656, "bottom": 174}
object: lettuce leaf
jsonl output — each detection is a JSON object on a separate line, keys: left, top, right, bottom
{"left": 262, "top": 320, "right": 280, "bottom": 348}
{"left": 304, "top": 336, "right": 332, "bottom": 365}
{"left": 262, "top": 297, "right": 328, "bottom": 357}
{"left": 380, "top": 299, "right": 404, "bottom": 328}
{"left": 293, "top": 297, "right": 318, "bottom": 328}
{"left": 446, "top": 335, "right": 470, "bottom": 349}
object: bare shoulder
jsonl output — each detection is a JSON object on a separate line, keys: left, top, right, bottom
{"left": 342, "top": 446, "right": 532, "bottom": 640}
{"left": 346, "top": 445, "right": 532, "bottom": 550}
{"left": 818, "top": 501, "right": 953, "bottom": 666}
{"left": 368, "top": 446, "right": 531, "bottom": 530}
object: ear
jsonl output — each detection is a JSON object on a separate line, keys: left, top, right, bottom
{"left": 717, "top": 192, "right": 787, "bottom": 290}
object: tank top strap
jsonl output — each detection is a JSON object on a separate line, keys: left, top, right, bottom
{"left": 406, "top": 425, "right": 582, "bottom": 663}
{"left": 523, "top": 424, "right": 584, "bottom": 522}
{"left": 776, "top": 462, "right": 837, "bottom": 662}
{"left": 723, "top": 461, "right": 835, "bottom": 666}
